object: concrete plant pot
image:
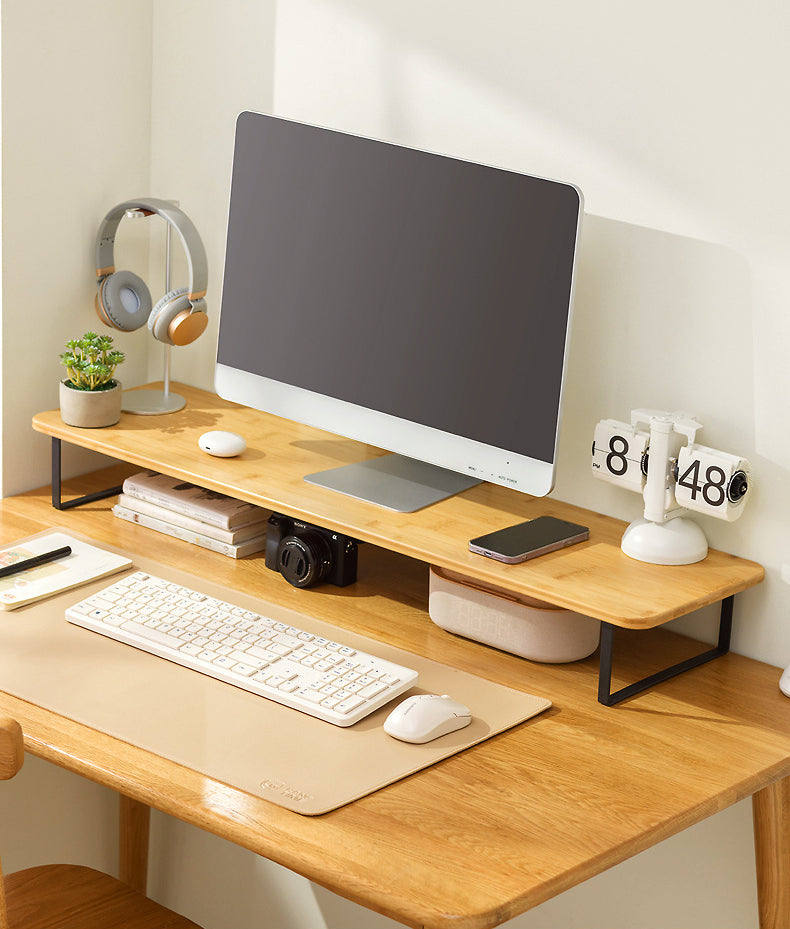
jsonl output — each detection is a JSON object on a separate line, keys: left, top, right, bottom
{"left": 59, "top": 379, "right": 122, "bottom": 428}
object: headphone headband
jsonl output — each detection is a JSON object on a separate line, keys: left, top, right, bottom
{"left": 95, "top": 197, "right": 208, "bottom": 304}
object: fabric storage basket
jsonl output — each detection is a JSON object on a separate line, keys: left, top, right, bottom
{"left": 428, "top": 566, "right": 600, "bottom": 663}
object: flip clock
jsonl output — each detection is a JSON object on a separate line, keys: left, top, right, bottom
{"left": 592, "top": 409, "right": 752, "bottom": 564}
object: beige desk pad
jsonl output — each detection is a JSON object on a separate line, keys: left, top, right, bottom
{"left": 0, "top": 531, "right": 551, "bottom": 815}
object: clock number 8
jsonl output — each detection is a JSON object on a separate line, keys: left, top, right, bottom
{"left": 606, "top": 435, "right": 629, "bottom": 476}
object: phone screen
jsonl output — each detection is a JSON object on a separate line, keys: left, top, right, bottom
{"left": 469, "top": 516, "right": 589, "bottom": 564}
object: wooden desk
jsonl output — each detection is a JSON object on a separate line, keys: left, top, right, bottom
{"left": 17, "top": 388, "right": 789, "bottom": 929}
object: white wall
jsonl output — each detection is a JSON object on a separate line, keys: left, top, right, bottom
{"left": 2, "top": 1, "right": 789, "bottom": 927}
{"left": 1, "top": 0, "right": 155, "bottom": 496}
{"left": 146, "top": 0, "right": 278, "bottom": 389}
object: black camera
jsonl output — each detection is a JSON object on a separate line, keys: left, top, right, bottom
{"left": 265, "top": 513, "right": 358, "bottom": 589}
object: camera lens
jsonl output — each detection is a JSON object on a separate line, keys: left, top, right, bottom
{"left": 727, "top": 470, "right": 749, "bottom": 503}
{"left": 277, "top": 531, "right": 332, "bottom": 588}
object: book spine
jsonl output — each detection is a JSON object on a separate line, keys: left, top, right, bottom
{"left": 117, "top": 494, "right": 239, "bottom": 544}
{"left": 121, "top": 482, "right": 232, "bottom": 530}
{"left": 113, "top": 506, "right": 266, "bottom": 559}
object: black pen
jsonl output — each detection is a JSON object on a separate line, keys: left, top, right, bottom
{"left": 0, "top": 545, "right": 72, "bottom": 579}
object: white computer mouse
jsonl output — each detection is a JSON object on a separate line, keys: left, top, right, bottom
{"left": 383, "top": 693, "right": 472, "bottom": 744}
{"left": 198, "top": 430, "right": 247, "bottom": 458}
{"left": 780, "top": 665, "right": 790, "bottom": 697}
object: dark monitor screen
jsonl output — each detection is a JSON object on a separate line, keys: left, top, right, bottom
{"left": 216, "top": 112, "right": 582, "bottom": 508}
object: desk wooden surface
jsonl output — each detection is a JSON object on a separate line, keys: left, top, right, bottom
{"left": 33, "top": 383, "right": 764, "bottom": 628}
{"left": 1, "top": 468, "right": 789, "bottom": 929}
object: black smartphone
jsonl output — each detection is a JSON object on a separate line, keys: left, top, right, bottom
{"left": 468, "top": 516, "right": 589, "bottom": 564}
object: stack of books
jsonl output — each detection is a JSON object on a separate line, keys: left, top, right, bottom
{"left": 113, "top": 471, "right": 269, "bottom": 558}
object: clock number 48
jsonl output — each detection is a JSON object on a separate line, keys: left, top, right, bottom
{"left": 677, "top": 458, "right": 727, "bottom": 507}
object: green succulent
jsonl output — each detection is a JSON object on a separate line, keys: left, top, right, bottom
{"left": 60, "top": 331, "right": 125, "bottom": 391}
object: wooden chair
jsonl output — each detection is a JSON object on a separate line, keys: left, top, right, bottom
{"left": 0, "top": 717, "right": 204, "bottom": 929}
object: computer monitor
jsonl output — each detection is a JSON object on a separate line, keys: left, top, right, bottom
{"left": 215, "top": 111, "right": 583, "bottom": 512}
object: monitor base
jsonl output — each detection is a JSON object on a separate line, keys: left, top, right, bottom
{"left": 305, "top": 454, "right": 481, "bottom": 512}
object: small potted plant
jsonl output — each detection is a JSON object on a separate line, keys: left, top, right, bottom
{"left": 59, "top": 331, "right": 125, "bottom": 427}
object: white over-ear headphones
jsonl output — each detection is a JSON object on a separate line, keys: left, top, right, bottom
{"left": 94, "top": 198, "right": 208, "bottom": 346}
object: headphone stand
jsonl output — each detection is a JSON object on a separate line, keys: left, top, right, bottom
{"left": 122, "top": 346, "right": 185, "bottom": 414}
{"left": 121, "top": 207, "right": 186, "bottom": 415}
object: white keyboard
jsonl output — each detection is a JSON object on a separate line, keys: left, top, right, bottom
{"left": 66, "top": 571, "right": 419, "bottom": 727}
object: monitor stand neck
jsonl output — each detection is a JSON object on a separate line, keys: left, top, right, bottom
{"left": 304, "top": 454, "right": 481, "bottom": 513}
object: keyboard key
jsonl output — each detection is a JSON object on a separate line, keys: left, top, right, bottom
{"left": 228, "top": 649, "right": 260, "bottom": 667}
{"left": 120, "top": 619, "right": 183, "bottom": 650}
{"left": 268, "top": 643, "right": 293, "bottom": 657}
{"left": 198, "top": 649, "right": 220, "bottom": 663}
{"left": 246, "top": 645, "right": 278, "bottom": 663}
{"left": 298, "top": 688, "right": 327, "bottom": 705}
{"left": 231, "top": 662, "right": 258, "bottom": 677}
{"left": 180, "top": 643, "right": 203, "bottom": 657}
{"left": 335, "top": 696, "right": 365, "bottom": 715}
{"left": 359, "top": 682, "right": 388, "bottom": 699}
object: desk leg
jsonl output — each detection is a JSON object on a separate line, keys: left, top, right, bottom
{"left": 753, "top": 776, "right": 790, "bottom": 929}
{"left": 119, "top": 795, "right": 150, "bottom": 894}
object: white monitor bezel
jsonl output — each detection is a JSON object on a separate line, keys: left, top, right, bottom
{"left": 214, "top": 114, "right": 584, "bottom": 504}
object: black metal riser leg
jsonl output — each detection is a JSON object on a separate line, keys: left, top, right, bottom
{"left": 598, "top": 595, "right": 734, "bottom": 706}
{"left": 50, "top": 438, "right": 123, "bottom": 511}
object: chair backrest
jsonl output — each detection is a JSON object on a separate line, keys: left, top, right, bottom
{"left": 0, "top": 718, "right": 24, "bottom": 929}
{"left": 0, "top": 717, "right": 203, "bottom": 929}
{"left": 0, "top": 719, "right": 24, "bottom": 782}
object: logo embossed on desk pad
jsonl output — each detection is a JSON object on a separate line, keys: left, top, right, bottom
{"left": 261, "top": 779, "right": 315, "bottom": 805}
